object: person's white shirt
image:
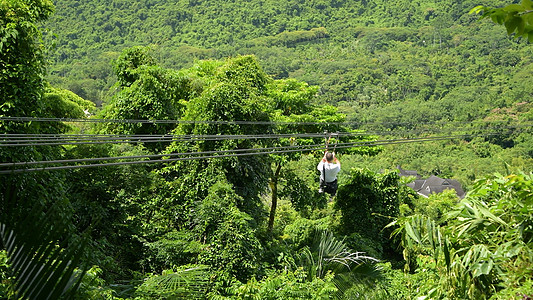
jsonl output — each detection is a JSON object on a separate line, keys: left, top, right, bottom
{"left": 317, "top": 161, "right": 340, "bottom": 183}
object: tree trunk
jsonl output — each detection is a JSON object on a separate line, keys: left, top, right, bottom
{"left": 267, "top": 163, "right": 282, "bottom": 232}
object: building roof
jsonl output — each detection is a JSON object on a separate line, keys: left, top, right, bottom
{"left": 401, "top": 170, "right": 465, "bottom": 199}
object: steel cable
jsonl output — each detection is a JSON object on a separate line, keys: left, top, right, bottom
{"left": 0, "top": 132, "right": 510, "bottom": 174}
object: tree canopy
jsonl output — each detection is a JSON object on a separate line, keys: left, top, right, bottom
{"left": 1, "top": 0, "right": 532, "bottom": 299}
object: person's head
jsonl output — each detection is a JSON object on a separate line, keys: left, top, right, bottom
{"left": 325, "top": 152, "right": 334, "bottom": 162}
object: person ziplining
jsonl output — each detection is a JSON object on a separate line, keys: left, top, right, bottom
{"left": 318, "top": 133, "right": 341, "bottom": 198}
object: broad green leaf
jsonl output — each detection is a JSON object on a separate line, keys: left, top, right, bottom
{"left": 528, "top": 13, "right": 533, "bottom": 25}
{"left": 517, "top": 17, "right": 527, "bottom": 34}
{"left": 505, "top": 17, "right": 521, "bottom": 35}
{"left": 491, "top": 11, "right": 505, "bottom": 24}
{"left": 405, "top": 221, "right": 421, "bottom": 244}
{"left": 477, "top": 205, "right": 506, "bottom": 226}
{"left": 443, "top": 238, "right": 451, "bottom": 270}
{"left": 523, "top": 0, "right": 533, "bottom": 10}
{"left": 504, "top": 4, "right": 526, "bottom": 12}
{"left": 472, "top": 260, "right": 493, "bottom": 277}
{"left": 426, "top": 218, "right": 435, "bottom": 250}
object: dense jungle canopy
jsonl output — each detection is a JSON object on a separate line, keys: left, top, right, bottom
{"left": 1, "top": 0, "right": 532, "bottom": 299}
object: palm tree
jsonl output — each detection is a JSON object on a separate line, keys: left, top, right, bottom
{"left": 298, "top": 230, "right": 382, "bottom": 298}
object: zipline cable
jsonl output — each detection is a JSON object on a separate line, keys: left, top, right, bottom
{"left": 1, "top": 116, "right": 529, "bottom": 128}
{"left": 0, "top": 132, "right": 510, "bottom": 174}
{"left": 0, "top": 132, "right": 359, "bottom": 147}
{"left": 0, "top": 132, "right": 511, "bottom": 168}
{"left": 1, "top": 124, "right": 529, "bottom": 147}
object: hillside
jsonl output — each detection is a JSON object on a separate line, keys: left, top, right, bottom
{"left": 2, "top": 1, "right": 533, "bottom": 298}
{"left": 44, "top": 0, "right": 532, "bottom": 180}
{"left": 45, "top": 0, "right": 529, "bottom": 109}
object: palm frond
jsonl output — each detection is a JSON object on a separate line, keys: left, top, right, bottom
{"left": 137, "top": 265, "right": 210, "bottom": 299}
{"left": 0, "top": 200, "right": 88, "bottom": 300}
{"left": 299, "top": 230, "right": 382, "bottom": 298}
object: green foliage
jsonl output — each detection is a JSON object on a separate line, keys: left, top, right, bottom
{"left": 279, "top": 168, "right": 324, "bottom": 212}
{"left": 282, "top": 216, "right": 330, "bottom": 249}
{"left": 162, "top": 56, "right": 273, "bottom": 217}
{"left": 64, "top": 143, "right": 155, "bottom": 280}
{"left": 298, "top": 231, "right": 381, "bottom": 297}
{"left": 113, "top": 46, "right": 157, "bottom": 87}
{"left": 334, "top": 169, "right": 413, "bottom": 258}
{"left": 1, "top": 0, "right": 54, "bottom": 131}
{"left": 221, "top": 268, "right": 338, "bottom": 300}
{"left": 43, "top": 84, "right": 95, "bottom": 117}
{"left": 135, "top": 265, "right": 210, "bottom": 299}
{"left": 0, "top": 1, "right": 100, "bottom": 235}
{"left": 0, "top": 250, "right": 14, "bottom": 299}
{"left": 471, "top": 0, "right": 533, "bottom": 42}
{"left": 411, "top": 189, "right": 459, "bottom": 224}
{"left": 5, "top": 2, "right": 530, "bottom": 299}
{"left": 391, "top": 173, "right": 533, "bottom": 299}
{"left": 100, "top": 46, "right": 191, "bottom": 149}
{"left": 0, "top": 0, "right": 58, "bottom": 165}
{"left": 199, "top": 204, "right": 264, "bottom": 283}
{"left": 74, "top": 266, "right": 116, "bottom": 300}
{"left": 142, "top": 231, "right": 204, "bottom": 273}
{"left": 342, "top": 262, "right": 411, "bottom": 300}
{"left": 0, "top": 196, "right": 88, "bottom": 299}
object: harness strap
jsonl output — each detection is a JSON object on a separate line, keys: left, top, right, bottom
{"left": 320, "top": 161, "right": 326, "bottom": 188}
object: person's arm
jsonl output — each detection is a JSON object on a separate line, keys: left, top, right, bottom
{"left": 318, "top": 151, "right": 327, "bottom": 170}
{"left": 333, "top": 153, "right": 340, "bottom": 168}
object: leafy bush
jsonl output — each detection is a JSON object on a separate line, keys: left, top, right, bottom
{"left": 221, "top": 268, "right": 338, "bottom": 300}
{"left": 334, "top": 168, "right": 412, "bottom": 258}
{"left": 392, "top": 172, "right": 533, "bottom": 299}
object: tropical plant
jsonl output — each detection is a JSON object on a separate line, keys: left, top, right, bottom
{"left": 135, "top": 265, "right": 210, "bottom": 299}
{"left": 334, "top": 168, "right": 415, "bottom": 258}
{"left": 0, "top": 189, "right": 89, "bottom": 299}
{"left": 390, "top": 173, "right": 533, "bottom": 299}
{"left": 99, "top": 46, "right": 192, "bottom": 151}
{"left": 213, "top": 268, "right": 337, "bottom": 300}
{"left": 298, "top": 231, "right": 381, "bottom": 298}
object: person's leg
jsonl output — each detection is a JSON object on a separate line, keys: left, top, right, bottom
{"left": 326, "top": 180, "right": 337, "bottom": 201}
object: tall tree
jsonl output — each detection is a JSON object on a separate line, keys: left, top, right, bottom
{"left": 99, "top": 46, "right": 193, "bottom": 151}
{"left": 0, "top": 0, "right": 54, "bottom": 159}
{"left": 153, "top": 55, "right": 272, "bottom": 287}
{"left": 263, "top": 79, "right": 380, "bottom": 232}
{"left": 162, "top": 55, "right": 272, "bottom": 217}
{"left": 0, "top": 2, "right": 93, "bottom": 298}
{"left": 0, "top": 0, "right": 93, "bottom": 218}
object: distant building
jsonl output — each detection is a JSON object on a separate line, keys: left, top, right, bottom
{"left": 398, "top": 166, "right": 465, "bottom": 199}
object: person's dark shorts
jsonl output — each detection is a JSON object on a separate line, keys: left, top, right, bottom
{"left": 324, "top": 179, "right": 338, "bottom": 196}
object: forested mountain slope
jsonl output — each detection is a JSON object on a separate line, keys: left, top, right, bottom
{"left": 45, "top": 0, "right": 532, "bottom": 178}
{"left": 46, "top": 0, "right": 530, "bottom": 109}
{"left": 3, "top": 1, "right": 533, "bottom": 299}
